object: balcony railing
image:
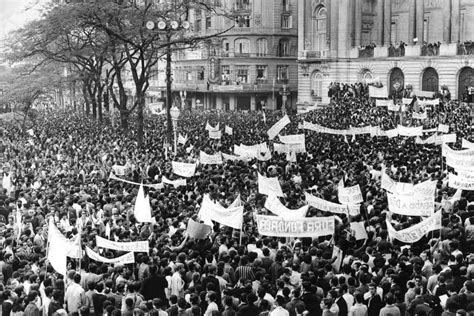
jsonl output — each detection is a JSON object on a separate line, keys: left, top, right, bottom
{"left": 358, "top": 47, "right": 374, "bottom": 58}
{"left": 299, "top": 50, "right": 329, "bottom": 59}
{"left": 457, "top": 41, "right": 474, "bottom": 55}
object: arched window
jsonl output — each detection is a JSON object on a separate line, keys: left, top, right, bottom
{"left": 278, "top": 38, "right": 290, "bottom": 57}
{"left": 234, "top": 38, "right": 250, "bottom": 56}
{"left": 422, "top": 67, "right": 439, "bottom": 92}
{"left": 312, "top": 6, "right": 327, "bottom": 51}
{"left": 359, "top": 69, "right": 373, "bottom": 82}
{"left": 311, "top": 71, "right": 324, "bottom": 100}
{"left": 256, "top": 38, "right": 268, "bottom": 57}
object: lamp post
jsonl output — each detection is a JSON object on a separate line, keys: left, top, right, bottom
{"left": 170, "top": 105, "right": 180, "bottom": 155}
{"left": 180, "top": 90, "right": 187, "bottom": 109}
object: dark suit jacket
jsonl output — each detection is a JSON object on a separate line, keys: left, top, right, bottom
{"left": 366, "top": 294, "right": 384, "bottom": 316}
{"left": 236, "top": 303, "right": 259, "bottom": 316}
{"left": 336, "top": 297, "right": 348, "bottom": 316}
{"left": 141, "top": 274, "right": 168, "bottom": 301}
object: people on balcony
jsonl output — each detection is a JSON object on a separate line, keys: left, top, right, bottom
{"left": 358, "top": 43, "right": 376, "bottom": 58}
{"left": 421, "top": 42, "right": 441, "bottom": 56}
{"left": 457, "top": 40, "right": 474, "bottom": 55}
{"left": 388, "top": 42, "right": 406, "bottom": 57}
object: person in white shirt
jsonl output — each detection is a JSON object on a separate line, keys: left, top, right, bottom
{"left": 204, "top": 291, "right": 219, "bottom": 316}
{"left": 270, "top": 295, "right": 289, "bottom": 316}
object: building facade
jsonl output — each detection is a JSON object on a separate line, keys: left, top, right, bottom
{"left": 173, "top": 0, "right": 298, "bottom": 111}
{"left": 297, "top": 0, "right": 474, "bottom": 104}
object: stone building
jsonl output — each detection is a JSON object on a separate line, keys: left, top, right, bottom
{"left": 173, "top": 0, "right": 298, "bottom": 111}
{"left": 297, "top": 0, "right": 474, "bottom": 104}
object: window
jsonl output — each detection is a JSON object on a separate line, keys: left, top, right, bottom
{"left": 221, "top": 39, "right": 230, "bottom": 57}
{"left": 277, "top": 65, "right": 289, "bottom": 82}
{"left": 278, "top": 39, "right": 290, "bottom": 57}
{"left": 235, "top": 38, "right": 250, "bottom": 56}
{"left": 312, "top": 6, "right": 327, "bottom": 51}
{"left": 221, "top": 65, "right": 230, "bottom": 84}
{"left": 256, "top": 38, "right": 268, "bottom": 56}
{"left": 236, "top": 65, "right": 249, "bottom": 83}
{"left": 311, "top": 71, "right": 323, "bottom": 99}
{"left": 196, "top": 18, "right": 202, "bottom": 32}
{"left": 197, "top": 67, "right": 205, "bottom": 81}
{"left": 206, "top": 17, "right": 211, "bottom": 29}
{"left": 281, "top": 15, "right": 292, "bottom": 29}
{"left": 282, "top": 0, "right": 290, "bottom": 11}
{"left": 185, "top": 68, "right": 193, "bottom": 81}
{"left": 235, "top": 15, "right": 250, "bottom": 28}
{"left": 234, "top": 0, "right": 250, "bottom": 11}
{"left": 256, "top": 65, "right": 267, "bottom": 83}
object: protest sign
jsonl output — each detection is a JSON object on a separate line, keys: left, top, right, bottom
{"left": 209, "top": 130, "right": 222, "bottom": 139}
{"left": 112, "top": 164, "right": 128, "bottom": 176}
{"left": 256, "top": 214, "right": 335, "bottom": 238}
{"left": 279, "top": 134, "right": 305, "bottom": 144}
{"left": 304, "top": 192, "right": 348, "bottom": 215}
{"left": 85, "top": 247, "right": 135, "bottom": 265}
{"left": 205, "top": 121, "right": 219, "bottom": 131}
{"left": 449, "top": 173, "right": 474, "bottom": 191}
{"left": 386, "top": 211, "right": 441, "bottom": 243}
{"left": 264, "top": 195, "right": 308, "bottom": 219}
{"left": 96, "top": 236, "right": 149, "bottom": 252}
{"left": 462, "top": 138, "right": 474, "bottom": 149}
{"left": 332, "top": 245, "right": 343, "bottom": 273}
{"left": 443, "top": 144, "right": 474, "bottom": 169}
{"left": 387, "top": 103, "right": 400, "bottom": 112}
{"left": 338, "top": 184, "right": 363, "bottom": 205}
{"left": 369, "top": 86, "right": 388, "bottom": 98}
{"left": 350, "top": 222, "right": 368, "bottom": 240}
{"left": 402, "top": 98, "right": 413, "bottom": 105}
{"left": 225, "top": 125, "right": 233, "bottom": 135}
{"left": 258, "top": 173, "right": 284, "bottom": 197}
{"left": 178, "top": 134, "right": 188, "bottom": 145}
{"left": 222, "top": 152, "right": 249, "bottom": 161}
{"left": 109, "top": 173, "right": 164, "bottom": 189}
{"left": 267, "top": 115, "right": 290, "bottom": 139}
{"left": 397, "top": 125, "right": 423, "bottom": 137}
{"left": 387, "top": 193, "right": 434, "bottom": 217}
{"left": 438, "top": 124, "right": 449, "bottom": 133}
{"left": 134, "top": 184, "right": 153, "bottom": 223}
{"left": 199, "top": 151, "right": 223, "bottom": 165}
{"left": 162, "top": 177, "right": 187, "bottom": 188}
{"left": 375, "top": 99, "right": 392, "bottom": 107}
{"left": 198, "top": 194, "right": 243, "bottom": 229}
{"left": 172, "top": 161, "right": 196, "bottom": 178}
{"left": 186, "top": 219, "right": 212, "bottom": 239}
{"left": 412, "top": 112, "right": 427, "bottom": 120}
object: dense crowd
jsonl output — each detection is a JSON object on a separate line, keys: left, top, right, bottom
{"left": 0, "top": 84, "right": 473, "bottom": 316}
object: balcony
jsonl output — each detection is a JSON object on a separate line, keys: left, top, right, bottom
{"left": 358, "top": 47, "right": 374, "bottom": 58}
{"left": 457, "top": 41, "right": 474, "bottom": 56}
{"left": 300, "top": 50, "right": 329, "bottom": 59}
{"left": 234, "top": 52, "right": 250, "bottom": 58}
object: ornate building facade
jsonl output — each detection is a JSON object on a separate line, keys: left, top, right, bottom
{"left": 297, "top": 0, "right": 474, "bottom": 104}
{"left": 173, "top": 0, "right": 298, "bottom": 111}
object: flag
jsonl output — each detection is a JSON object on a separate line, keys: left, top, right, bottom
{"left": 133, "top": 184, "right": 153, "bottom": 223}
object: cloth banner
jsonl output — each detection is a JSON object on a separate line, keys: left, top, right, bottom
{"left": 178, "top": 134, "right": 188, "bottom": 145}
{"left": 209, "top": 130, "right": 222, "bottom": 139}
{"left": 279, "top": 134, "right": 305, "bottom": 144}
{"left": 96, "top": 236, "right": 149, "bottom": 252}
{"left": 397, "top": 125, "right": 423, "bottom": 137}
{"left": 112, "top": 165, "right": 128, "bottom": 176}
{"left": 267, "top": 115, "right": 291, "bottom": 139}
{"left": 438, "top": 124, "right": 450, "bottom": 133}
{"left": 386, "top": 129, "right": 398, "bottom": 138}
{"left": 402, "top": 98, "right": 413, "bottom": 105}
{"left": 186, "top": 219, "right": 212, "bottom": 239}
{"left": 375, "top": 99, "right": 393, "bottom": 107}
{"left": 435, "top": 134, "right": 457, "bottom": 145}
{"left": 222, "top": 152, "right": 249, "bottom": 161}
{"left": 256, "top": 146, "right": 272, "bottom": 161}
{"left": 412, "top": 112, "right": 427, "bottom": 120}
{"left": 198, "top": 194, "right": 243, "bottom": 229}
{"left": 369, "top": 86, "right": 388, "bottom": 98}
{"left": 2, "top": 174, "right": 12, "bottom": 195}
{"left": 47, "top": 219, "right": 82, "bottom": 275}
{"left": 258, "top": 173, "right": 284, "bottom": 197}
{"left": 449, "top": 173, "right": 474, "bottom": 191}
{"left": 255, "top": 214, "right": 335, "bottom": 238}
{"left": 443, "top": 144, "right": 474, "bottom": 170}
{"left": 172, "top": 161, "right": 196, "bottom": 178}
{"left": 109, "top": 173, "right": 164, "bottom": 190}
{"left": 386, "top": 211, "right": 441, "bottom": 243}
{"left": 27, "top": 129, "right": 35, "bottom": 137}
{"left": 225, "top": 125, "right": 233, "bottom": 135}
{"left": 199, "top": 151, "right": 223, "bottom": 165}
{"left": 274, "top": 142, "right": 306, "bottom": 154}
{"left": 388, "top": 103, "right": 400, "bottom": 112}
{"left": 304, "top": 192, "right": 348, "bottom": 215}
{"left": 382, "top": 172, "right": 436, "bottom": 197}
{"left": 134, "top": 184, "right": 153, "bottom": 223}
{"left": 85, "top": 247, "right": 135, "bottom": 265}
{"left": 387, "top": 193, "right": 434, "bottom": 217}
{"left": 350, "top": 222, "right": 368, "bottom": 240}
{"left": 462, "top": 138, "right": 474, "bottom": 149}
{"left": 264, "top": 195, "right": 308, "bottom": 219}
{"left": 162, "top": 176, "right": 186, "bottom": 188}
{"left": 338, "top": 184, "right": 363, "bottom": 205}
{"left": 234, "top": 143, "right": 267, "bottom": 158}
{"left": 205, "top": 121, "right": 219, "bottom": 132}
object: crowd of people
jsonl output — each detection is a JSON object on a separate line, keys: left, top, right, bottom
{"left": 0, "top": 83, "right": 473, "bottom": 316}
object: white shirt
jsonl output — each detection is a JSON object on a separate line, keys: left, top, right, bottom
{"left": 270, "top": 306, "right": 290, "bottom": 316}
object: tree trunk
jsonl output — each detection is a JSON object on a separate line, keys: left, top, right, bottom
{"left": 120, "top": 110, "right": 129, "bottom": 130}
{"left": 137, "top": 94, "right": 145, "bottom": 148}
{"left": 166, "top": 45, "right": 173, "bottom": 146}
{"left": 82, "top": 83, "right": 90, "bottom": 115}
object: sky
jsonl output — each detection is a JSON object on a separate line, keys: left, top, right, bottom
{"left": 0, "top": 0, "right": 46, "bottom": 45}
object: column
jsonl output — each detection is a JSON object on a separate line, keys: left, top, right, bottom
{"left": 451, "top": 0, "right": 461, "bottom": 43}
{"left": 383, "top": 0, "right": 392, "bottom": 46}
{"left": 408, "top": 0, "right": 416, "bottom": 44}
{"left": 250, "top": 95, "right": 256, "bottom": 111}
{"left": 376, "top": 0, "right": 384, "bottom": 46}
{"left": 216, "top": 95, "right": 223, "bottom": 110}
{"left": 338, "top": 0, "right": 350, "bottom": 57}
{"left": 354, "top": 0, "right": 362, "bottom": 47}
{"left": 329, "top": 0, "right": 339, "bottom": 53}
{"left": 229, "top": 95, "right": 236, "bottom": 111}
{"left": 191, "top": 96, "right": 196, "bottom": 109}
{"left": 415, "top": 0, "right": 424, "bottom": 43}
{"left": 443, "top": 0, "right": 452, "bottom": 43}
{"left": 298, "top": 0, "right": 305, "bottom": 53}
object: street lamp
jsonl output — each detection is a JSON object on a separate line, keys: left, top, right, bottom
{"left": 170, "top": 105, "right": 181, "bottom": 155}
{"left": 180, "top": 90, "right": 187, "bottom": 108}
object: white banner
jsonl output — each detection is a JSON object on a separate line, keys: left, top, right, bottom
{"left": 382, "top": 172, "right": 436, "bottom": 197}
{"left": 112, "top": 165, "right": 128, "bottom": 176}
{"left": 199, "top": 151, "right": 223, "bottom": 165}
{"left": 412, "top": 112, "right": 427, "bottom": 120}
{"left": 234, "top": 143, "right": 267, "bottom": 158}
{"left": 109, "top": 173, "right": 164, "bottom": 190}
{"left": 96, "top": 236, "right": 149, "bottom": 252}
{"left": 369, "top": 86, "right": 388, "bottom": 98}
{"left": 258, "top": 173, "right": 284, "bottom": 197}
{"left": 209, "top": 130, "right": 222, "bottom": 139}
{"left": 402, "top": 98, "right": 413, "bottom": 105}
{"left": 172, "top": 161, "right": 196, "bottom": 178}
{"left": 222, "top": 152, "right": 249, "bottom": 161}
{"left": 435, "top": 133, "right": 457, "bottom": 145}
{"left": 134, "top": 184, "right": 153, "bottom": 223}
{"left": 86, "top": 247, "right": 135, "bottom": 265}
{"left": 267, "top": 115, "right": 291, "bottom": 139}
{"left": 438, "top": 124, "right": 449, "bottom": 133}
{"left": 225, "top": 125, "right": 233, "bottom": 135}
{"left": 264, "top": 195, "right": 308, "bottom": 219}
{"left": 338, "top": 184, "right": 363, "bottom": 205}
{"left": 443, "top": 144, "right": 474, "bottom": 169}
{"left": 198, "top": 194, "right": 243, "bottom": 229}
{"left": 462, "top": 138, "right": 474, "bottom": 149}
{"left": 205, "top": 121, "right": 219, "bottom": 132}
{"left": 274, "top": 142, "right": 306, "bottom": 154}
{"left": 449, "top": 173, "right": 474, "bottom": 191}
{"left": 397, "top": 125, "right": 423, "bottom": 137}
{"left": 388, "top": 103, "right": 400, "bottom": 112}
{"left": 256, "top": 214, "right": 335, "bottom": 238}
{"left": 304, "top": 192, "right": 348, "bottom": 215}
{"left": 386, "top": 211, "right": 441, "bottom": 243}
{"left": 162, "top": 176, "right": 187, "bottom": 188}
{"left": 178, "top": 134, "right": 188, "bottom": 145}
{"left": 387, "top": 193, "right": 434, "bottom": 217}
{"left": 375, "top": 99, "right": 392, "bottom": 107}
{"left": 279, "top": 134, "right": 305, "bottom": 144}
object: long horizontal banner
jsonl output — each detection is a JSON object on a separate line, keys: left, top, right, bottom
{"left": 199, "top": 151, "right": 223, "bottom": 165}
{"left": 279, "top": 134, "right": 305, "bottom": 144}
{"left": 172, "top": 161, "right": 196, "bottom": 178}
{"left": 386, "top": 211, "right": 441, "bottom": 243}
{"left": 302, "top": 121, "right": 423, "bottom": 138}
{"left": 86, "top": 247, "right": 135, "bottom": 265}
{"left": 462, "top": 138, "right": 474, "bottom": 149}
{"left": 222, "top": 152, "right": 249, "bottom": 161}
{"left": 449, "top": 173, "right": 474, "bottom": 191}
{"left": 305, "top": 192, "right": 352, "bottom": 215}
{"left": 198, "top": 194, "right": 243, "bottom": 229}
{"left": 382, "top": 172, "right": 436, "bottom": 197}
{"left": 267, "top": 115, "right": 290, "bottom": 140}
{"left": 412, "top": 112, "right": 427, "bottom": 120}
{"left": 258, "top": 173, "right": 284, "bottom": 197}
{"left": 369, "top": 86, "right": 388, "bottom": 98}
{"left": 162, "top": 176, "right": 186, "bottom": 188}
{"left": 274, "top": 142, "right": 306, "bottom": 154}
{"left": 387, "top": 193, "right": 434, "bottom": 217}
{"left": 256, "top": 214, "right": 335, "bottom": 238}
{"left": 109, "top": 173, "right": 164, "bottom": 190}
{"left": 443, "top": 144, "right": 474, "bottom": 170}
{"left": 264, "top": 195, "right": 308, "bottom": 219}
{"left": 96, "top": 236, "right": 149, "bottom": 252}
{"left": 422, "top": 124, "right": 449, "bottom": 133}
{"left": 234, "top": 143, "right": 268, "bottom": 159}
